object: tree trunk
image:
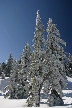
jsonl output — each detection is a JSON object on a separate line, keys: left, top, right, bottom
{"left": 50, "top": 89, "right": 64, "bottom": 106}
{"left": 35, "top": 87, "right": 40, "bottom": 107}
{"left": 35, "top": 71, "right": 51, "bottom": 107}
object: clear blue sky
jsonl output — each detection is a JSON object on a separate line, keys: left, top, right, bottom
{"left": 0, "top": 0, "right": 72, "bottom": 63}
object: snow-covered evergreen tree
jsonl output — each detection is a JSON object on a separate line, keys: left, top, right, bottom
{"left": 66, "top": 53, "right": 72, "bottom": 77}
{"left": 5, "top": 53, "right": 13, "bottom": 77}
{"left": 4, "top": 58, "right": 19, "bottom": 99}
{"left": 43, "top": 18, "right": 66, "bottom": 106}
{"left": 1, "top": 62, "right": 7, "bottom": 75}
{"left": 4, "top": 43, "right": 31, "bottom": 99}
{"left": 27, "top": 10, "right": 45, "bottom": 107}
{"left": 17, "top": 43, "right": 31, "bottom": 99}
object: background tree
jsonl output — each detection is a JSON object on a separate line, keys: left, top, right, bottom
{"left": 4, "top": 58, "right": 19, "bottom": 99}
{"left": 5, "top": 53, "right": 13, "bottom": 77}
{"left": 1, "top": 62, "right": 7, "bottom": 75}
{"left": 17, "top": 43, "right": 31, "bottom": 99}
{"left": 18, "top": 55, "right": 21, "bottom": 64}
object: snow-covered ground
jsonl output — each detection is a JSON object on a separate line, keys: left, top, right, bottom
{"left": 0, "top": 96, "right": 72, "bottom": 108}
{"left": 0, "top": 76, "right": 72, "bottom": 108}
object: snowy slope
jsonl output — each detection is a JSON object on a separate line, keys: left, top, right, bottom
{"left": 0, "top": 76, "right": 72, "bottom": 108}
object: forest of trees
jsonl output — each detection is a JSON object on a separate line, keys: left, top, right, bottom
{"left": 0, "top": 10, "right": 72, "bottom": 107}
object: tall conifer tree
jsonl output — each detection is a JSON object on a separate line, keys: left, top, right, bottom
{"left": 27, "top": 10, "right": 45, "bottom": 107}
{"left": 43, "top": 18, "right": 66, "bottom": 106}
